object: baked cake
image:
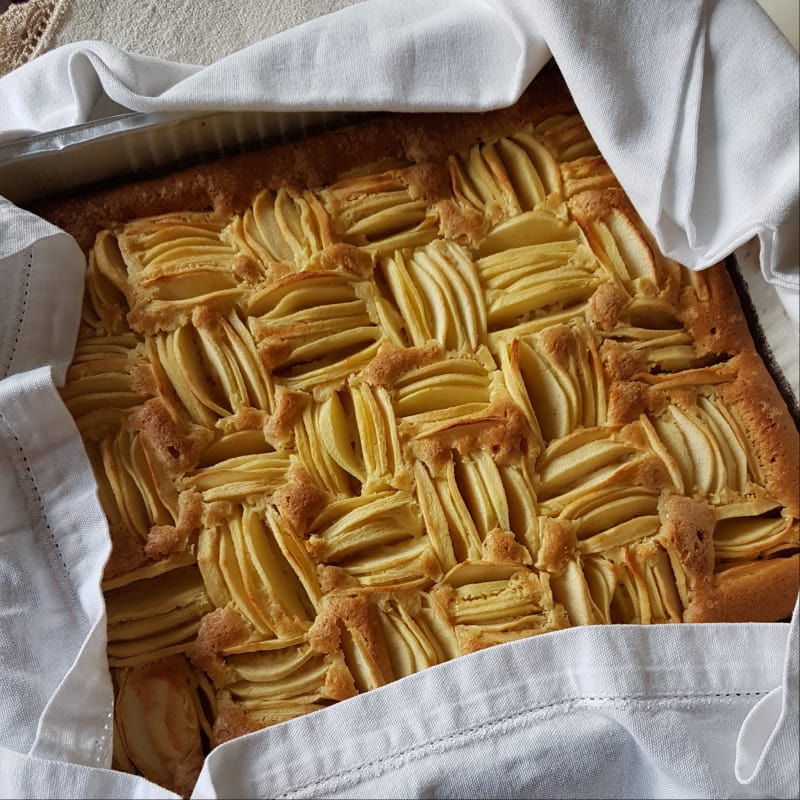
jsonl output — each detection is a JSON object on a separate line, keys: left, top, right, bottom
{"left": 40, "top": 63, "right": 799, "bottom": 795}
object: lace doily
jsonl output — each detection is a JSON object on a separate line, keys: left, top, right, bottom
{"left": 0, "top": 0, "right": 68, "bottom": 77}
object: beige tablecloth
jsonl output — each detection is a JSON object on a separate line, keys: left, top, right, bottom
{"left": 0, "top": 0, "right": 363, "bottom": 75}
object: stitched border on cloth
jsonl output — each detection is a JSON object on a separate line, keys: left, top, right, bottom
{"left": 0, "top": 407, "right": 79, "bottom": 609}
{"left": 277, "top": 691, "right": 772, "bottom": 799}
{"left": 0, "top": 246, "right": 32, "bottom": 379}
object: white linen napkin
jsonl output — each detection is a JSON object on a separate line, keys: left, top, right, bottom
{"left": 0, "top": 1, "right": 798, "bottom": 798}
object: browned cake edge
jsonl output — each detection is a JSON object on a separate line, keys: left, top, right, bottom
{"left": 690, "top": 550, "right": 800, "bottom": 623}
{"left": 686, "top": 266, "right": 800, "bottom": 517}
{"left": 672, "top": 265, "right": 800, "bottom": 621}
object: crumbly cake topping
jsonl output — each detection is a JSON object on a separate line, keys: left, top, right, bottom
{"left": 56, "top": 66, "right": 799, "bottom": 795}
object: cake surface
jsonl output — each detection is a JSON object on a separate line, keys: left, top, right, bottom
{"left": 44, "top": 63, "right": 799, "bottom": 796}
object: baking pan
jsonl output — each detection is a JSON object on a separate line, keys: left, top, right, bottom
{"left": 0, "top": 108, "right": 359, "bottom": 206}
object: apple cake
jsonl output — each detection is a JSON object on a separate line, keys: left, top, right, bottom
{"left": 40, "top": 63, "right": 799, "bottom": 795}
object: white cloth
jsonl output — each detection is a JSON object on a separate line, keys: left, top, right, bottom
{"left": 0, "top": 1, "right": 798, "bottom": 798}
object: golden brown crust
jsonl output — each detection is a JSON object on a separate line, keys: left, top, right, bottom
{"left": 586, "top": 282, "right": 630, "bottom": 331}
{"left": 127, "top": 399, "right": 214, "bottom": 476}
{"left": 323, "top": 654, "right": 359, "bottom": 701}
{"left": 535, "top": 519, "right": 577, "bottom": 573}
{"left": 720, "top": 350, "right": 800, "bottom": 516}
{"left": 317, "top": 564, "right": 358, "bottom": 594}
{"left": 408, "top": 397, "right": 533, "bottom": 470}
{"left": 273, "top": 465, "right": 328, "bottom": 535}
{"left": 569, "top": 186, "right": 637, "bottom": 222}
{"left": 144, "top": 489, "right": 202, "bottom": 561}
{"left": 658, "top": 494, "right": 717, "bottom": 619}
{"left": 483, "top": 528, "right": 532, "bottom": 565}
{"left": 360, "top": 343, "right": 443, "bottom": 388}
{"left": 189, "top": 606, "right": 250, "bottom": 686}
{"left": 600, "top": 339, "right": 645, "bottom": 382}
{"left": 679, "top": 264, "right": 755, "bottom": 357}
{"left": 316, "top": 592, "right": 395, "bottom": 688}
{"left": 264, "top": 387, "right": 308, "bottom": 446}
{"left": 688, "top": 555, "right": 800, "bottom": 623}
{"left": 212, "top": 691, "right": 263, "bottom": 746}
{"left": 607, "top": 381, "right": 648, "bottom": 426}
{"left": 317, "top": 242, "right": 375, "bottom": 278}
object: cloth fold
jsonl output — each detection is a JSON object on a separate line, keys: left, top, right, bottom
{"left": 0, "top": 367, "right": 113, "bottom": 772}
{"left": 533, "top": 0, "right": 799, "bottom": 298}
{"left": 0, "top": 1, "right": 798, "bottom": 797}
{"left": 735, "top": 599, "right": 800, "bottom": 798}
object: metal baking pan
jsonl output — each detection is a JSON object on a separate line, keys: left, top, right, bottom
{"left": 0, "top": 108, "right": 358, "bottom": 206}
